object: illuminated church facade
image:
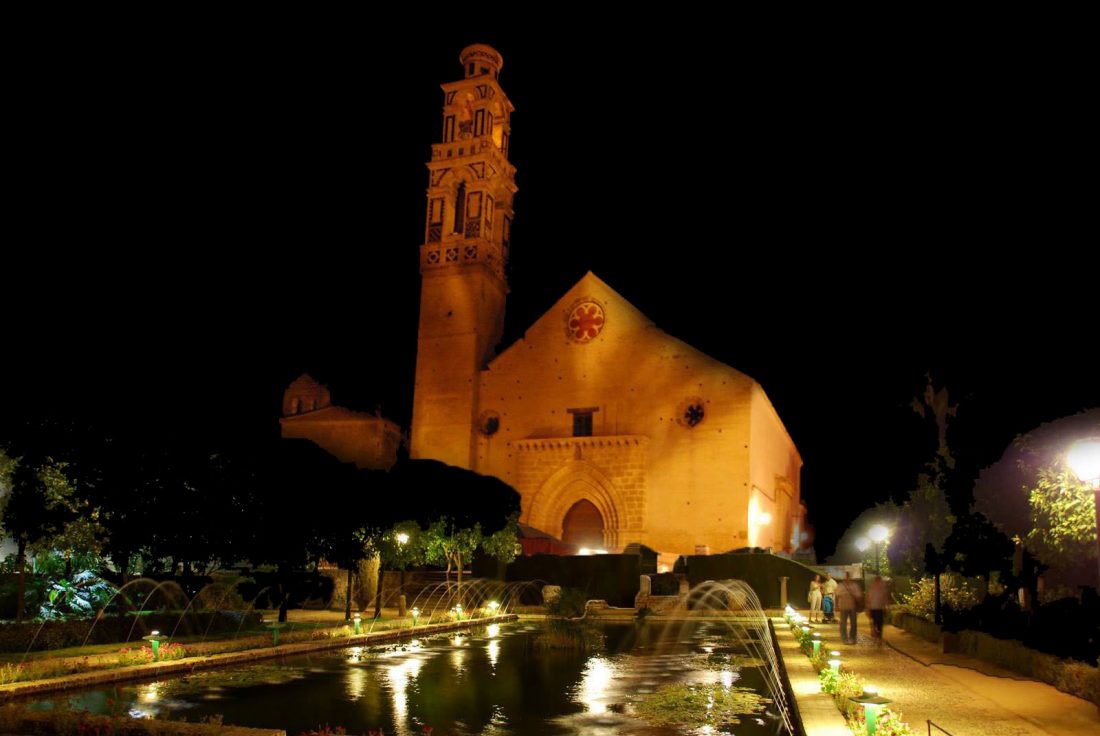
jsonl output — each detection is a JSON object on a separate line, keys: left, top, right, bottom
{"left": 406, "top": 45, "right": 805, "bottom": 558}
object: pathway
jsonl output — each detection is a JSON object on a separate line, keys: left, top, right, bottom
{"left": 784, "top": 613, "right": 1097, "bottom": 735}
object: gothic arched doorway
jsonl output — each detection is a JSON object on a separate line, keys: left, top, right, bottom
{"left": 561, "top": 499, "right": 605, "bottom": 549}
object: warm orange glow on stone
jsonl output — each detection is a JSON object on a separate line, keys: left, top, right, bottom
{"left": 410, "top": 45, "right": 804, "bottom": 557}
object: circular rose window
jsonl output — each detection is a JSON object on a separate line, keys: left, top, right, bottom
{"left": 566, "top": 299, "right": 606, "bottom": 343}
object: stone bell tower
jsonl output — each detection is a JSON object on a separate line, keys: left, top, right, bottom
{"left": 410, "top": 44, "right": 517, "bottom": 469}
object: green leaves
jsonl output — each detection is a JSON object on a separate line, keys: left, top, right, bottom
{"left": 1025, "top": 462, "right": 1097, "bottom": 569}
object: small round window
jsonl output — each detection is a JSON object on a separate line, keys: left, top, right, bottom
{"left": 479, "top": 410, "right": 501, "bottom": 436}
{"left": 676, "top": 397, "right": 706, "bottom": 429}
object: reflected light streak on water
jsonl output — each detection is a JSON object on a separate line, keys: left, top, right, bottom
{"left": 141, "top": 682, "right": 161, "bottom": 703}
{"left": 488, "top": 638, "right": 500, "bottom": 669}
{"left": 345, "top": 665, "right": 367, "bottom": 700}
{"left": 385, "top": 655, "right": 423, "bottom": 736}
{"left": 578, "top": 656, "right": 614, "bottom": 714}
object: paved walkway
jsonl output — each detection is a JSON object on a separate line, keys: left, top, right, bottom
{"left": 789, "top": 613, "right": 1098, "bottom": 735}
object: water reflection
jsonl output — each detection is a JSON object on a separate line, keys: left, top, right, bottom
{"left": 345, "top": 665, "right": 367, "bottom": 700}
{"left": 488, "top": 638, "right": 500, "bottom": 669}
{"left": 577, "top": 656, "right": 614, "bottom": 714}
{"left": 384, "top": 655, "right": 423, "bottom": 736}
{"left": 42, "top": 621, "right": 785, "bottom": 736}
{"left": 127, "top": 681, "right": 162, "bottom": 719}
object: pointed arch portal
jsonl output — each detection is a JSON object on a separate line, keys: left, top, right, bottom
{"left": 561, "top": 499, "right": 605, "bottom": 549}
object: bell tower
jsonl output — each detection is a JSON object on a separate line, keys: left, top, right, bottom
{"left": 410, "top": 44, "right": 517, "bottom": 469}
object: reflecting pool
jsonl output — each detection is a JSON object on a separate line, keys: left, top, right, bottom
{"left": 31, "top": 621, "right": 789, "bottom": 735}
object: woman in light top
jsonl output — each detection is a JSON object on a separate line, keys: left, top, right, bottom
{"left": 808, "top": 574, "right": 823, "bottom": 623}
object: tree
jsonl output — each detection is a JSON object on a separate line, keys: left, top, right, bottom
{"left": 316, "top": 469, "right": 389, "bottom": 621}
{"left": 1, "top": 457, "right": 79, "bottom": 620}
{"left": 888, "top": 470, "right": 955, "bottom": 577}
{"left": 481, "top": 513, "right": 520, "bottom": 566}
{"left": 943, "top": 510, "right": 1014, "bottom": 599}
{"left": 239, "top": 438, "right": 361, "bottom": 622}
{"left": 370, "top": 520, "right": 428, "bottom": 619}
{"left": 886, "top": 376, "right": 957, "bottom": 576}
{"left": 424, "top": 518, "right": 482, "bottom": 585}
{"left": 1024, "top": 461, "right": 1097, "bottom": 573}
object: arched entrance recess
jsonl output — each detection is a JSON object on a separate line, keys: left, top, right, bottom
{"left": 524, "top": 461, "right": 623, "bottom": 550}
{"left": 561, "top": 499, "right": 605, "bottom": 549}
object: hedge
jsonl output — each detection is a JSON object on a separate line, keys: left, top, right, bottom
{"left": 680, "top": 551, "right": 823, "bottom": 608}
{"left": 491, "top": 553, "right": 641, "bottom": 607}
{"left": 0, "top": 610, "right": 263, "bottom": 653}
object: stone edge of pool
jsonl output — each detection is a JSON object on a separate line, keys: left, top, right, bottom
{"left": 0, "top": 614, "right": 519, "bottom": 703}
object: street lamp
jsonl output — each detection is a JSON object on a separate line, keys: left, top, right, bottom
{"left": 868, "top": 525, "right": 889, "bottom": 575}
{"left": 855, "top": 537, "right": 870, "bottom": 576}
{"left": 1066, "top": 437, "right": 1100, "bottom": 589}
{"left": 396, "top": 532, "right": 410, "bottom": 617}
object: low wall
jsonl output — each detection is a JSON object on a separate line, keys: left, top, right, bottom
{"left": 887, "top": 609, "right": 942, "bottom": 643}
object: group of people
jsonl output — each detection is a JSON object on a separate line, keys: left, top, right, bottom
{"left": 807, "top": 571, "right": 887, "bottom": 645}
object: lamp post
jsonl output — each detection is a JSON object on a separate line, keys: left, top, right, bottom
{"left": 868, "top": 525, "right": 889, "bottom": 575}
{"left": 142, "top": 630, "right": 164, "bottom": 661}
{"left": 849, "top": 685, "right": 892, "bottom": 735}
{"left": 856, "top": 537, "right": 870, "bottom": 577}
{"left": 396, "top": 532, "right": 410, "bottom": 617}
{"left": 1066, "top": 437, "right": 1100, "bottom": 590}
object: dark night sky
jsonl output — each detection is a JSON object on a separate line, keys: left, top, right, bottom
{"left": 5, "top": 23, "right": 1096, "bottom": 559}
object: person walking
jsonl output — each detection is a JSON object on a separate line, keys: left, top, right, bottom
{"left": 866, "top": 575, "right": 887, "bottom": 642}
{"left": 835, "top": 571, "right": 863, "bottom": 644}
{"left": 808, "top": 574, "right": 823, "bottom": 623}
{"left": 821, "top": 573, "right": 838, "bottom": 623}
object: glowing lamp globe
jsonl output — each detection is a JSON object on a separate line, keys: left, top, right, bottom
{"left": 868, "top": 525, "right": 889, "bottom": 544}
{"left": 1067, "top": 438, "right": 1100, "bottom": 487}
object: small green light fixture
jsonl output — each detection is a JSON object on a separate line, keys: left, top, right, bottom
{"left": 811, "top": 632, "right": 822, "bottom": 657}
{"left": 266, "top": 621, "right": 286, "bottom": 647}
{"left": 353, "top": 613, "right": 362, "bottom": 635}
{"left": 487, "top": 600, "right": 499, "bottom": 616}
{"left": 142, "top": 630, "right": 164, "bottom": 661}
{"left": 849, "top": 685, "right": 892, "bottom": 735}
{"left": 828, "top": 651, "right": 842, "bottom": 673}
{"left": 411, "top": 607, "right": 420, "bottom": 626}
{"left": 454, "top": 604, "right": 463, "bottom": 621}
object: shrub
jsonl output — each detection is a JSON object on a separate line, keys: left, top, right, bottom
{"left": 546, "top": 587, "right": 588, "bottom": 618}
{"left": 902, "top": 575, "right": 979, "bottom": 621}
{"left": 0, "top": 610, "right": 262, "bottom": 653}
{"left": 529, "top": 621, "right": 604, "bottom": 652}
{"left": 649, "top": 573, "right": 680, "bottom": 596}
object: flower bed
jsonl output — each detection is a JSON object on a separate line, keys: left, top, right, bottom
{"left": 783, "top": 606, "right": 918, "bottom": 735}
